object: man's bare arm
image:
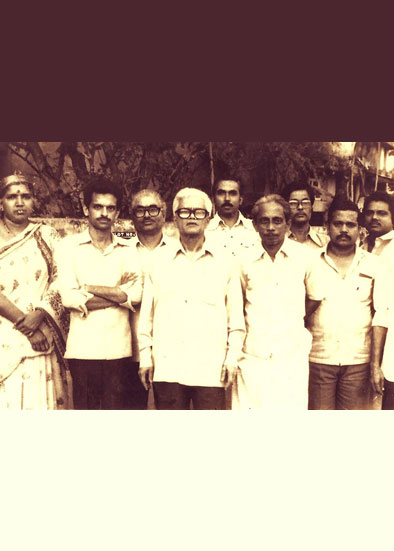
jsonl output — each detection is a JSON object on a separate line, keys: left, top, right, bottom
{"left": 370, "top": 325, "right": 387, "bottom": 395}
{"left": 85, "top": 296, "right": 117, "bottom": 311}
{"left": 85, "top": 285, "right": 127, "bottom": 304}
{"left": 305, "top": 298, "right": 321, "bottom": 321}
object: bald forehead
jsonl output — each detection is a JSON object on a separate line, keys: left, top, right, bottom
{"left": 132, "top": 191, "right": 162, "bottom": 208}
{"left": 256, "top": 201, "right": 285, "bottom": 218}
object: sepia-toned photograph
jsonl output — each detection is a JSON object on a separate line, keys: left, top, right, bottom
{"left": 0, "top": 141, "right": 392, "bottom": 411}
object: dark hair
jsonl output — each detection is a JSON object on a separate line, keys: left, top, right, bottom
{"left": 251, "top": 194, "right": 292, "bottom": 223}
{"left": 0, "top": 174, "right": 34, "bottom": 199}
{"left": 83, "top": 176, "right": 122, "bottom": 209}
{"left": 281, "top": 180, "right": 315, "bottom": 206}
{"left": 212, "top": 176, "right": 244, "bottom": 197}
{"left": 363, "top": 191, "right": 394, "bottom": 224}
{"left": 327, "top": 197, "right": 361, "bottom": 224}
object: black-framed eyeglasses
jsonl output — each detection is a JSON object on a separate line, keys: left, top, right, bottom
{"left": 175, "top": 208, "right": 209, "bottom": 220}
{"left": 288, "top": 199, "right": 312, "bottom": 208}
{"left": 133, "top": 206, "right": 162, "bottom": 218}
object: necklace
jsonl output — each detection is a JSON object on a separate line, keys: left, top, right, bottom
{"left": 2, "top": 218, "right": 26, "bottom": 237}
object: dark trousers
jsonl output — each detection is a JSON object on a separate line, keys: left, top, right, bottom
{"left": 69, "top": 358, "right": 147, "bottom": 410}
{"left": 153, "top": 382, "right": 225, "bottom": 410}
{"left": 308, "top": 362, "right": 371, "bottom": 410}
{"left": 123, "top": 360, "right": 149, "bottom": 410}
{"left": 382, "top": 379, "right": 394, "bottom": 410}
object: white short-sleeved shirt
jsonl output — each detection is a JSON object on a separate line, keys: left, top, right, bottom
{"left": 308, "top": 246, "right": 385, "bottom": 366}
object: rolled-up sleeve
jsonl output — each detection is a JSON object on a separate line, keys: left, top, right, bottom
{"left": 118, "top": 270, "right": 143, "bottom": 311}
{"left": 305, "top": 253, "right": 325, "bottom": 302}
{"left": 137, "top": 270, "right": 154, "bottom": 368}
{"left": 372, "top": 262, "right": 391, "bottom": 328}
{"left": 224, "top": 260, "right": 246, "bottom": 366}
{"left": 55, "top": 240, "right": 93, "bottom": 317}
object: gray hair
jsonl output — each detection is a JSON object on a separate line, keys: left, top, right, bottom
{"left": 131, "top": 189, "right": 166, "bottom": 213}
{"left": 251, "top": 194, "right": 291, "bottom": 223}
{"left": 172, "top": 187, "right": 213, "bottom": 217}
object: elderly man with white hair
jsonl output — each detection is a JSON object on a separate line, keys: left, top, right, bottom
{"left": 138, "top": 187, "right": 245, "bottom": 410}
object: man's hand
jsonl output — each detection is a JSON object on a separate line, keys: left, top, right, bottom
{"left": 119, "top": 272, "right": 139, "bottom": 286}
{"left": 370, "top": 363, "right": 385, "bottom": 395}
{"left": 139, "top": 365, "right": 154, "bottom": 391}
{"left": 220, "top": 364, "right": 238, "bottom": 390}
{"left": 14, "top": 310, "right": 45, "bottom": 337}
{"left": 28, "top": 329, "right": 50, "bottom": 352}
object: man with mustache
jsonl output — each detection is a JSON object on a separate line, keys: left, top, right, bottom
{"left": 126, "top": 189, "right": 174, "bottom": 409}
{"left": 56, "top": 177, "right": 142, "bottom": 409}
{"left": 281, "top": 181, "right": 329, "bottom": 249}
{"left": 307, "top": 198, "right": 386, "bottom": 409}
{"left": 232, "top": 194, "right": 323, "bottom": 410}
{"left": 361, "top": 191, "right": 394, "bottom": 409}
{"left": 207, "top": 177, "right": 260, "bottom": 257}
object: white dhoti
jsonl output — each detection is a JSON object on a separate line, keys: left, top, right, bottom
{"left": 233, "top": 329, "right": 312, "bottom": 411}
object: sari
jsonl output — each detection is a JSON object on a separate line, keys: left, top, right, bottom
{"left": 0, "top": 222, "right": 72, "bottom": 409}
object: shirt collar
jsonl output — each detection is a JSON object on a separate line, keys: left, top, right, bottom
{"left": 76, "top": 228, "right": 130, "bottom": 248}
{"left": 376, "top": 229, "right": 394, "bottom": 242}
{"left": 320, "top": 242, "right": 366, "bottom": 273}
{"left": 251, "top": 236, "right": 294, "bottom": 262}
{"left": 171, "top": 237, "right": 215, "bottom": 260}
{"left": 211, "top": 211, "right": 249, "bottom": 229}
{"left": 287, "top": 226, "right": 324, "bottom": 247}
{"left": 135, "top": 233, "right": 168, "bottom": 248}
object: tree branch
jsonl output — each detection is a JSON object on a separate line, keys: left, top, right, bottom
{"left": 7, "top": 143, "right": 41, "bottom": 176}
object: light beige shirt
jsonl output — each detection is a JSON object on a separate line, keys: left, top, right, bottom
{"left": 138, "top": 240, "right": 245, "bottom": 387}
{"left": 364, "top": 230, "right": 394, "bottom": 380}
{"left": 129, "top": 234, "right": 173, "bottom": 362}
{"left": 56, "top": 229, "right": 142, "bottom": 360}
{"left": 287, "top": 226, "right": 329, "bottom": 250}
{"left": 308, "top": 246, "right": 385, "bottom": 366}
{"left": 240, "top": 238, "right": 323, "bottom": 362}
{"left": 361, "top": 229, "right": 394, "bottom": 265}
{"left": 207, "top": 212, "right": 260, "bottom": 257}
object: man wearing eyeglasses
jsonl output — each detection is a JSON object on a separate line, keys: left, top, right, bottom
{"left": 56, "top": 177, "right": 143, "bottom": 409}
{"left": 281, "top": 181, "right": 329, "bottom": 249}
{"left": 125, "top": 190, "right": 173, "bottom": 409}
{"left": 138, "top": 187, "right": 245, "bottom": 409}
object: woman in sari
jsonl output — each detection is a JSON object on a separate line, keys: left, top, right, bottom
{"left": 0, "top": 173, "right": 72, "bottom": 409}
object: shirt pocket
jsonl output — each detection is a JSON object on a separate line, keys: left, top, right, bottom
{"left": 354, "top": 273, "right": 374, "bottom": 301}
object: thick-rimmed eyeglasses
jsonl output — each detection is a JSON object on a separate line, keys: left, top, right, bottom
{"left": 175, "top": 208, "right": 209, "bottom": 220}
{"left": 288, "top": 199, "right": 312, "bottom": 208}
{"left": 133, "top": 206, "right": 162, "bottom": 218}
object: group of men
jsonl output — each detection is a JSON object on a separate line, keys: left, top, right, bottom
{"left": 55, "top": 175, "right": 394, "bottom": 410}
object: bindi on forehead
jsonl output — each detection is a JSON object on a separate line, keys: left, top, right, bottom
{"left": 5, "top": 184, "right": 31, "bottom": 196}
